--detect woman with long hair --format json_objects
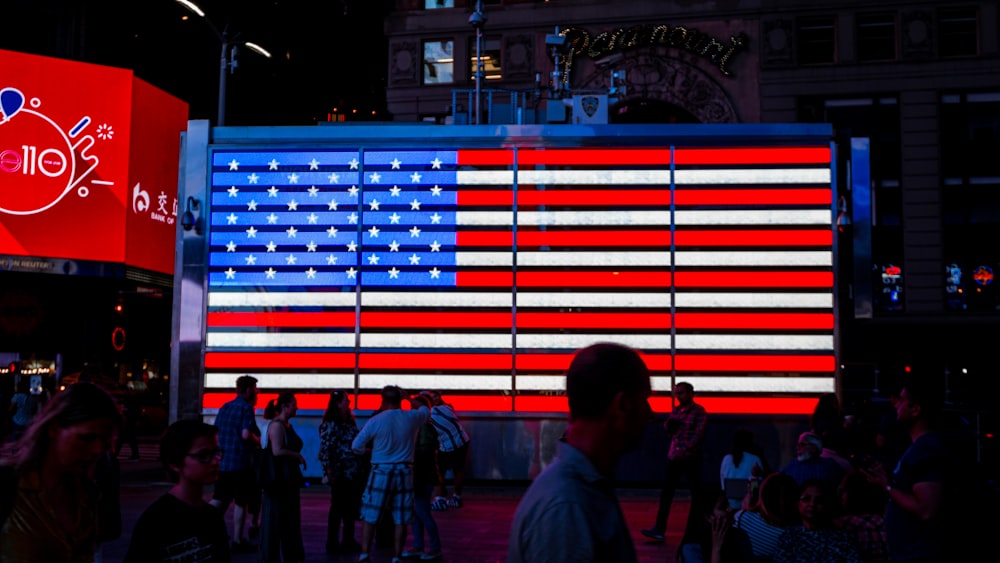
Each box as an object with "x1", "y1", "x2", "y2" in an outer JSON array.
[
  {"x1": 719, "y1": 428, "x2": 766, "y2": 509},
  {"x1": 0, "y1": 381, "x2": 121, "y2": 562},
  {"x1": 318, "y1": 389, "x2": 362, "y2": 555},
  {"x1": 258, "y1": 392, "x2": 306, "y2": 563}
]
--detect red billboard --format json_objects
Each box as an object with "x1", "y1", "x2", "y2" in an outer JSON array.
[{"x1": 0, "y1": 49, "x2": 187, "y2": 275}]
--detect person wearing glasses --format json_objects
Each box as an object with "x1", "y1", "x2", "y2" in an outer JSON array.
[{"x1": 124, "y1": 420, "x2": 230, "y2": 562}]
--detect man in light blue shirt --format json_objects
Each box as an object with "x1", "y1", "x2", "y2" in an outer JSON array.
[{"x1": 508, "y1": 342, "x2": 653, "y2": 563}]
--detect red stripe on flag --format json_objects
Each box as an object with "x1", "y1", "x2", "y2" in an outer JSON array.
[
  {"x1": 205, "y1": 352, "x2": 356, "y2": 369},
  {"x1": 516, "y1": 148, "x2": 672, "y2": 166},
  {"x1": 515, "y1": 353, "x2": 673, "y2": 371},
  {"x1": 674, "y1": 271, "x2": 832, "y2": 288},
  {"x1": 674, "y1": 230, "x2": 831, "y2": 247},
  {"x1": 674, "y1": 147, "x2": 831, "y2": 165},
  {"x1": 455, "y1": 271, "x2": 671, "y2": 288},
  {"x1": 675, "y1": 189, "x2": 831, "y2": 206},
  {"x1": 359, "y1": 353, "x2": 512, "y2": 370},
  {"x1": 355, "y1": 394, "x2": 515, "y2": 412},
  {"x1": 456, "y1": 230, "x2": 671, "y2": 247},
  {"x1": 203, "y1": 393, "x2": 331, "y2": 411},
  {"x1": 674, "y1": 354, "x2": 835, "y2": 372},
  {"x1": 208, "y1": 312, "x2": 356, "y2": 328},
  {"x1": 455, "y1": 149, "x2": 514, "y2": 166},
  {"x1": 456, "y1": 189, "x2": 673, "y2": 206},
  {"x1": 674, "y1": 313, "x2": 834, "y2": 330},
  {"x1": 201, "y1": 393, "x2": 817, "y2": 415},
  {"x1": 516, "y1": 312, "x2": 671, "y2": 329},
  {"x1": 511, "y1": 396, "x2": 819, "y2": 415}
]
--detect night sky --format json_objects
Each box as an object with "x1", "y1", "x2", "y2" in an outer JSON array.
[{"x1": 1, "y1": 0, "x2": 393, "y2": 125}]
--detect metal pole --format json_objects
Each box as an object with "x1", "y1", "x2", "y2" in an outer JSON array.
[
  {"x1": 217, "y1": 31, "x2": 228, "y2": 126},
  {"x1": 472, "y1": 0, "x2": 485, "y2": 125}
]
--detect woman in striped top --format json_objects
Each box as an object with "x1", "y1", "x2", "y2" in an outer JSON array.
[{"x1": 732, "y1": 472, "x2": 800, "y2": 562}]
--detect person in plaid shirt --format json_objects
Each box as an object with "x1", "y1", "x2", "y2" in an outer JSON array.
[
  {"x1": 210, "y1": 374, "x2": 261, "y2": 553},
  {"x1": 642, "y1": 381, "x2": 708, "y2": 541}
]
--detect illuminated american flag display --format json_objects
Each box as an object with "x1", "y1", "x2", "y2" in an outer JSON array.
[{"x1": 202, "y1": 141, "x2": 836, "y2": 414}]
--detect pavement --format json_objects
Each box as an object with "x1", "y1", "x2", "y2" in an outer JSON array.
[{"x1": 105, "y1": 446, "x2": 692, "y2": 563}]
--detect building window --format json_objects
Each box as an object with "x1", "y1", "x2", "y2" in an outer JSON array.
[
  {"x1": 797, "y1": 15, "x2": 836, "y2": 64},
  {"x1": 938, "y1": 7, "x2": 979, "y2": 57},
  {"x1": 469, "y1": 36, "x2": 502, "y2": 83},
  {"x1": 424, "y1": 0, "x2": 454, "y2": 8},
  {"x1": 423, "y1": 40, "x2": 454, "y2": 84},
  {"x1": 857, "y1": 13, "x2": 897, "y2": 61},
  {"x1": 940, "y1": 92, "x2": 1000, "y2": 311}
]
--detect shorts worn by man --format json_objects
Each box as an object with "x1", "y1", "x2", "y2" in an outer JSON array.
[
  {"x1": 211, "y1": 374, "x2": 261, "y2": 551},
  {"x1": 352, "y1": 386, "x2": 431, "y2": 563},
  {"x1": 508, "y1": 342, "x2": 653, "y2": 563}
]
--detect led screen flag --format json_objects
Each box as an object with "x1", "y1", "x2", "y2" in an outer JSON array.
[
  {"x1": 669, "y1": 147, "x2": 836, "y2": 395},
  {"x1": 202, "y1": 143, "x2": 837, "y2": 413}
]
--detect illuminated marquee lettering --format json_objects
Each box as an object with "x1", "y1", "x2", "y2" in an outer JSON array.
[{"x1": 558, "y1": 24, "x2": 749, "y2": 81}]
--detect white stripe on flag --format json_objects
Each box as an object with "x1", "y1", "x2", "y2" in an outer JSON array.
[
  {"x1": 205, "y1": 372, "x2": 355, "y2": 389},
  {"x1": 675, "y1": 334, "x2": 833, "y2": 351},
  {"x1": 515, "y1": 170, "x2": 673, "y2": 185},
  {"x1": 650, "y1": 376, "x2": 836, "y2": 393},
  {"x1": 512, "y1": 251, "x2": 672, "y2": 267},
  {"x1": 206, "y1": 290, "x2": 829, "y2": 310},
  {"x1": 515, "y1": 334, "x2": 672, "y2": 349},
  {"x1": 673, "y1": 292, "x2": 832, "y2": 308},
  {"x1": 453, "y1": 170, "x2": 515, "y2": 185},
  {"x1": 360, "y1": 333, "x2": 513, "y2": 348},
  {"x1": 674, "y1": 209, "x2": 831, "y2": 225},
  {"x1": 363, "y1": 292, "x2": 513, "y2": 307},
  {"x1": 453, "y1": 210, "x2": 831, "y2": 227},
  {"x1": 514, "y1": 375, "x2": 565, "y2": 391},
  {"x1": 517, "y1": 292, "x2": 671, "y2": 308},
  {"x1": 206, "y1": 332, "x2": 357, "y2": 348},
  {"x1": 476, "y1": 210, "x2": 667, "y2": 226},
  {"x1": 674, "y1": 168, "x2": 831, "y2": 185},
  {"x1": 209, "y1": 292, "x2": 358, "y2": 308},
  {"x1": 674, "y1": 251, "x2": 832, "y2": 267},
  {"x1": 358, "y1": 374, "x2": 512, "y2": 390}
]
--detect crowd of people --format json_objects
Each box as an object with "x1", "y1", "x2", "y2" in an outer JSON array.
[{"x1": 1, "y1": 344, "x2": 996, "y2": 563}]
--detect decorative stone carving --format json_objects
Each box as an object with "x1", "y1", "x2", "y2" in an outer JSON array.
[
  {"x1": 390, "y1": 41, "x2": 418, "y2": 85},
  {"x1": 580, "y1": 51, "x2": 738, "y2": 124},
  {"x1": 504, "y1": 35, "x2": 534, "y2": 80},
  {"x1": 902, "y1": 11, "x2": 932, "y2": 59},
  {"x1": 762, "y1": 18, "x2": 793, "y2": 67}
]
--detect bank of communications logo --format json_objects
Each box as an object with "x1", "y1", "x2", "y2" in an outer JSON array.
[{"x1": 0, "y1": 86, "x2": 107, "y2": 216}]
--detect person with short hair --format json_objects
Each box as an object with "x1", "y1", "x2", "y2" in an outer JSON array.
[
  {"x1": 508, "y1": 342, "x2": 653, "y2": 563},
  {"x1": 421, "y1": 390, "x2": 471, "y2": 511},
  {"x1": 781, "y1": 431, "x2": 846, "y2": 490},
  {"x1": 124, "y1": 420, "x2": 230, "y2": 562},
  {"x1": 210, "y1": 375, "x2": 261, "y2": 553},
  {"x1": 643, "y1": 381, "x2": 708, "y2": 542},
  {"x1": 352, "y1": 385, "x2": 431, "y2": 563}
]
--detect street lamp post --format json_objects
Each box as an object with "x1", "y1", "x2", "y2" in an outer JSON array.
[{"x1": 175, "y1": 0, "x2": 271, "y2": 126}]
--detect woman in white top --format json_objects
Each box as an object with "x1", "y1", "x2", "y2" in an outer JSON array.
[{"x1": 719, "y1": 428, "x2": 765, "y2": 509}]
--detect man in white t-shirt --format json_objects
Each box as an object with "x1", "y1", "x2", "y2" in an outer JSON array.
[{"x1": 352, "y1": 385, "x2": 430, "y2": 563}]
